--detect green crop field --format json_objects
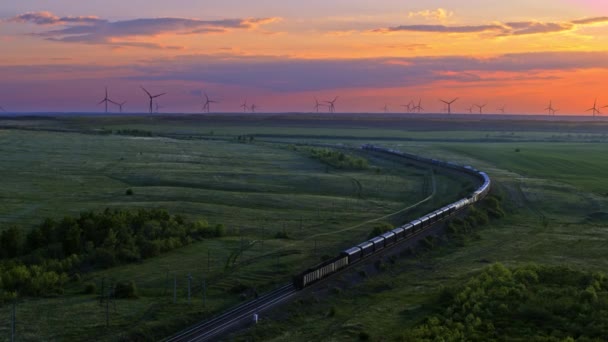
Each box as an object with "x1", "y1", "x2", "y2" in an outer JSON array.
[{"x1": 1, "y1": 115, "x2": 607, "y2": 341}]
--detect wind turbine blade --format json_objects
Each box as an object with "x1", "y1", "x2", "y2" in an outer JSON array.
[
  {"x1": 153, "y1": 93, "x2": 167, "y2": 98},
  {"x1": 98, "y1": 99, "x2": 106, "y2": 105},
  {"x1": 140, "y1": 86, "x2": 152, "y2": 97}
]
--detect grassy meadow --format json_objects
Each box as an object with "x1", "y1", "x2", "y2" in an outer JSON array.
[
  {"x1": 0, "y1": 114, "x2": 607, "y2": 341},
  {"x1": 0, "y1": 121, "x2": 469, "y2": 341},
  {"x1": 232, "y1": 135, "x2": 608, "y2": 341}
]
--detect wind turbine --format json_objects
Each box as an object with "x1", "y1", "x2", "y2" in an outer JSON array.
[
  {"x1": 475, "y1": 103, "x2": 487, "y2": 114},
  {"x1": 240, "y1": 98, "x2": 249, "y2": 113},
  {"x1": 98, "y1": 87, "x2": 114, "y2": 113},
  {"x1": 413, "y1": 98, "x2": 424, "y2": 113},
  {"x1": 545, "y1": 101, "x2": 557, "y2": 115},
  {"x1": 400, "y1": 104, "x2": 411, "y2": 113},
  {"x1": 587, "y1": 98, "x2": 601, "y2": 116},
  {"x1": 202, "y1": 92, "x2": 219, "y2": 113},
  {"x1": 325, "y1": 96, "x2": 338, "y2": 113},
  {"x1": 382, "y1": 104, "x2": 389, "y2": 113},
  {"x1": 110, "y1": 100, "x2": 127, "y2": 113},
  {"x1": 467, "y1": 105, "x2": 474, "y2": 114},
  {"x1": 250, "y1": 104, "x2": 258, "y2": 113},
  {"x1": 497, "y1": 106, "x2": 506, "y2": 114},
  {"x1": 141, "y1": 86, "x2": 166, "y2": 114},
  {"x1": 155, "y1": 103, "x2": 164, "y2": 113},
  {"x1": 313, "y1": 97, "x2": 325, "y2": 113},
  {"x1": 439, "y1": 98, "x2": 459, "y2": 114}
]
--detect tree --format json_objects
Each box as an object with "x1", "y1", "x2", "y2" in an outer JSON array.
[{"x1": 0, "y1": 227, "x2": 23, "y2": 258}]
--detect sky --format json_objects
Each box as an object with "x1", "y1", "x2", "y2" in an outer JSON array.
[{"x1": 1, "y1": 0, "x2": 608, "y2": 114}]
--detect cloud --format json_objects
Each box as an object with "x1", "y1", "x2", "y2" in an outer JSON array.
[
  {"x1": 375, "y1": 24, "x2": 503, "y2": 34},
  {"x1": 374, "y1": 16, "x2": 608, "y2": 37},
  {"x1": 408, "y1": 8, "x2": 454, "y2": 21},
  {"x1": 571, "y1": 16, "x2": 608, "y2": 25},
  {"x1": 7, "y1": 12, "x2": 280, "y2": 49},
  {"x1": 8, "y1": 11, "x2": 105, "y2": 25},
  {"x1": 117, "y1": 51, "x2": 608, "y2": 92}
]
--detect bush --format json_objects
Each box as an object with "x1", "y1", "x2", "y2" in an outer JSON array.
[
  {"x1": 114, "y1": 281, "x2": 138, "y2": 299},
  {"x1": 274, "y1": 230, "x2": 289, "y2": 239},
  {"x1": 367, "y1": 222, "x2": 393, "y2": 239},
  {"x1": 125, "y1": 188, "x2": 134, "y2": 196},
  {"x1": 83, "y1": 282, "x2": 97, "y2": 294}
]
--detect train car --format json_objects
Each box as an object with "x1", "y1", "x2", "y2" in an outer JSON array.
[
  {"x1": 369, "y1": 236, "x2": 386, "y2": 252},
  {"x1": 293, "y1": 253, "x2": 350, "y2": 289},
  {"x1": 357, "y1": 241, "x2": 374, "y2": 257},
  {"x1": 392, "y1": 226, "x2": 406, "y2": 240},
  {"x1": 342, "y1": 246, "x2": 362, "y2": 263},
  {"x1": 381, "y1": 231, "x2": 396, "y2": 246},
  {"x1": 410, "y1": 219, "x2": 422, "y2": 233}
]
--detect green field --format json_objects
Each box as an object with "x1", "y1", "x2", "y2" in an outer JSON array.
[
  {"x1": 0, "y1": 122, "x2": 471, "y2": 341},
  {"x1": 230, "y1": 137, "x2": 608, "y2": 341},
  {"x1": 1, "y1": 115, "x2": 607, "y2": 341}
]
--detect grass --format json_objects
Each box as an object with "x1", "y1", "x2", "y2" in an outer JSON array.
[
  {"x1": 0, "y1": 125, "x2": 470, "y2": 341},
  {"x1": 3, "y1": 114, "x2": 607, "y2": 341},
  {"x1": 231, "y1": 136, "x2": 608, "y2": 341}
]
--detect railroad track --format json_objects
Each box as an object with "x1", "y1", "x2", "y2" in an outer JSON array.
[{"x1": 163, "y1": 284, "x2": 296, "y2": 342}]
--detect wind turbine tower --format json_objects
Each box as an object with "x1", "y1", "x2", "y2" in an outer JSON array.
[
  {"x1": 439, "y1": 98, "x2": 459, "y2": 114},
  {"x1": 141, "y1": 86, "x2": 166, "y2": 114},
  {"x1": 202, "y1": 93, "x2": 218, "y2": 113},
  {"x1": 240, "y1": 99, "x2": 249, "y2": 113},
  {"x1": 475, "y1": 103, "x2": 487, "y2": 114},
  {"x1": 545, "y1": 101, "x2": 557, "y2": 115},
  {"x1": 413, "y1": 99, "x2": 424, "y2": 113},
  {"x1": 325, "y1": 97, "x2": 338, "y2": 113},
  {"x1": 314, "y1": 97, "x2": 325, "y2": 113},
  {"x1": 586, "y1": 98, "x2": 601, "y2": 117},
  {"x1": 98, "y1": 87, "x2": 114, "y2": 113}
]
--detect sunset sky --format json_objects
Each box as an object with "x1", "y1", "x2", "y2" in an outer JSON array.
[{"x1": 1, "y1": 0, "x2": 608, "y2": 114}]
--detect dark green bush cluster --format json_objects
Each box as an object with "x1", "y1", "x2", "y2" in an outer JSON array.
[
  {"x1": 402, "y1": 263, "x2": 608, "y2": 341},
  {"x1": 447, "y1": 196, "x2": 503, "y2": 236},
  {"x1": 0, "y1": 208, "x2": 223, "y2": 298},
  {"x1": 0, "y1": 263, "x2": 68, "y2": 300},
  {"x1": 114, "y1": 281, "x2": 138, "y2": 299},
  {"x1": 235, "y1": 135, "x2": 254, "y2": 143},
  {"x1": 115, "y1": 129, "x2": 153, "y2": 137},
  {"x1": 367, "y1": 222, "x2": 393, "y2": 239},
  {"x1": 295, "y1": 147, "x2": 369, "y2": 170}
]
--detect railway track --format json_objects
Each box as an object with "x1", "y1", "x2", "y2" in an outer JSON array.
[{"x1": 164, "y1": 284, "x2": 296, "y2": 342}]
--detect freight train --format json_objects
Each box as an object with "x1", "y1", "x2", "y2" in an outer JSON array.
[{"x1": 293, "y1": 145, "x2": 491, "y2": 289}]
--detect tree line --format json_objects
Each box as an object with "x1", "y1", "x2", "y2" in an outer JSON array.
[
  {"x1": 290, "y1": 146, "x2": 369, "y2": 170},
  {"x1": 402, "y1": 263, "x2": 608, "y2": 341},
  {"x1": 0, "y1": 208, "x2": 223, "y2": 301}
]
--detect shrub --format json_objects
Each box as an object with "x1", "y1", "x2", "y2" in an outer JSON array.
[
  {"x1": 114, "y1": 281, "x2": 138, "y2": 299},
  {"x1": 125, "y1": 188, "x2": 134, "y2": 196},
  {"x1": 83, "y1": 282, "x2": 97, "y2": 294}
]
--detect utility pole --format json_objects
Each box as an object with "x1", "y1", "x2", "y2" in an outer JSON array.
[
  {"x1": 105, "y1": 284, "x2": 110, "y2": 328},
  {"x1": 100, "y1": 278, "x2": 105, "y2": 306},
  {"x1": 11, "y1": 299, "x2": 15, "y2": 342},
  {"x1": 187, "y1": 274, "x2": 192, "y2": 304},
  {"x1": 173, "y1": 275, "x2": 177, "y2": 304},
  {"x1": 202, "y1": 277, "x2": 207, "y2": 308}
]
